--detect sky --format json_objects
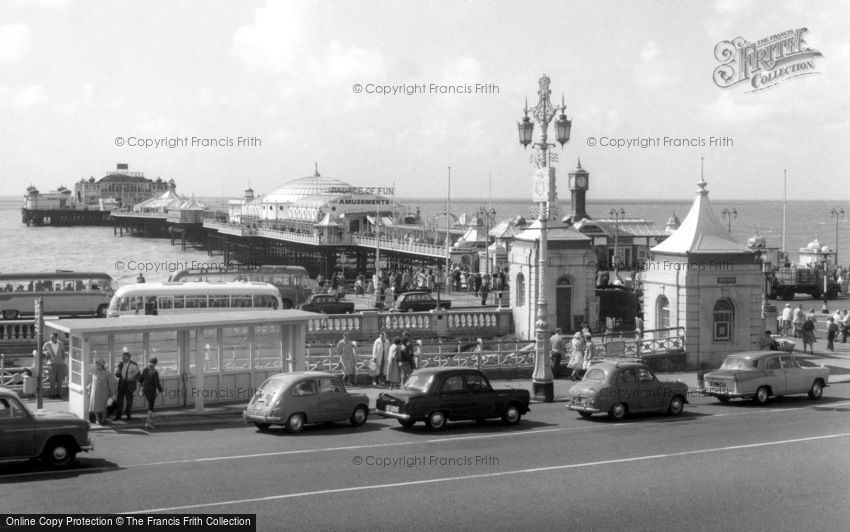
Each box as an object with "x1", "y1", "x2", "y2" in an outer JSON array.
[{"x1": 1, "y1": 0, "x2": 848, "y2": 201}]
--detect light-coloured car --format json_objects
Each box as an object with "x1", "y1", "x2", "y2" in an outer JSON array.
[
  {"x1": 703, "y1": 351, "x2": 829, "y2": 404},
  {"x1": 0, "y1": 387, "x2": 93, "y2": 467},
  {"x1": 243, "y1": 372, "x2": 369, "y2": 433}
]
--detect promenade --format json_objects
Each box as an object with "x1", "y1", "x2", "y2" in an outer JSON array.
[{"x1": 20, "y1": 328, "x2": 850, "y2": 431}]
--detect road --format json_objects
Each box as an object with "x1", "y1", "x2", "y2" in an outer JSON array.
[{"x1": 3, "y1": 385, "x2": 850, "y2": 531}]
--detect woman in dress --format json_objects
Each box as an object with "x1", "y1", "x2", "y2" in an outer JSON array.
[
  {"x1": 568, "y1": 332, "x2": 585, "y2": 381},
  {"x1": 88, "y1": 359, "x2": 115, "y2": 425},
  {"x1": 385, "y1": 336, "x2": 402, "y2": 389}
]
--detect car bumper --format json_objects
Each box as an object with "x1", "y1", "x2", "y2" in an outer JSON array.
[
  {"x1": 242, "y1": 410, "x2": 284, "y2": 423},
  {"x1": 80, "y1": 443, "x2": 94, "y2": 453},
  {"x1": 567, "y1": 404, "x2": 602, "y2": 414},
  {"x1": 375, "y1": 409, "x2": 412, "y2": 420},
  {"x1": 701, "y1": 389, "x2": 750, "y2": 399}
]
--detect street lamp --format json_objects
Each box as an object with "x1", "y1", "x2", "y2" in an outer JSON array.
[
  {"x1": 477, "y1": 207, "x2": 496, "y2": 276},
  {"x1": 830, "y1": 208, "x2": 845, "y2": 266},
  {"x1": 721, "y1": 208, "x2": 737, "y2": 234},
  {"x1": 609, "y1": 208, "x2": 625, "y2": 270},
  {"x1": 373, "y1": 209, "x2": 383, "y2": 308},
  {"x1": 517, "y1": 74, "x2": 571, "y2": 403}
]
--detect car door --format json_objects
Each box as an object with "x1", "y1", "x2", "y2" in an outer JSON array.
[
  {"x1": 636, "y1": 366, "x2": 667, "y2": 411},
  {"x1": 319, "y1": 377, "x2": 351, "y2": 421},
  {"x1": 287, "y1": 379, "x2": 320, "y2": 422},
  {"x1": 0, "y1": 397, "x2": 35, "y2": 459},
  {"x1": 437, "y1": 374, "x2": 471, "y2": 419},
  {"x1": 615, "y1": 367, "x2": 639, "y2": 410},
  {"x1": 780, "y1": 356, "x2": 809, "y2": 394},
  {"x1": 762, "y1": 356, "x2": 785, "y2": 395},
  {"x1": 465, "y1": 372, "x2": 498, "y2": 419}
]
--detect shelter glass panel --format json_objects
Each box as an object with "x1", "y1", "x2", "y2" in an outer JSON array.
[
  {"x1": 69, "y1": 336, "x2": 83, "y2": 386},
  {"x1": 222, "y1": 326, "x2": 250, "y2": 372},
  {"x1": 189, "y1": 328, "x2": 220, "y2": 373},
  {"x1": 149, "y1": 331, "x2": 179, "y2": 376},
  {"x1": 112, "y1": 333, "x2": 144, "y2": 371},
  {"x1": 254, "y1": 324, "x2": 282, "y2": 370}
]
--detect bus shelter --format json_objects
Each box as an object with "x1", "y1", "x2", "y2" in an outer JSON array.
[{"x1": 46, "y1": 310, "x2": 311, "y2": 420}]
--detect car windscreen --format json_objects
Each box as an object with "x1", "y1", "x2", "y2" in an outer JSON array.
[
  {"x1": 720, "y1": 357, "x2": 759, "y2": 370},
  {"x1": 253, "y1": 378, "x2": 289, "y2": 403},
  {"x1": 404, "y1": 373, "x2": 434, "y2": 392},
  {"x1": 584, "y1": 368, "x2": 606, "y2": 381}
]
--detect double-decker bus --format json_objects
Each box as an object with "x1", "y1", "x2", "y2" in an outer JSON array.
[
  {"x1": 0, "y1": 272, "x2": 114, "y2": 319},
  {"x1": 107, "y1": 282, "x2": 283, "y2": 317},
  {"x1": 169, "y1": 266, "x2": 314, "y2": 309}
]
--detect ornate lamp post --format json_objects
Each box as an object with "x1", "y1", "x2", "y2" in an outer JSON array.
[
  {"x1": 517, "y1": 74, "x2": 571, "y2": 403},
  {"x1": 609, "y1": 208, "x2": 625, "y2": 269},
  {"x1": 477, "y1": 207, "x2": 496, "y2": 275},
  {"x1": 721, "y1": 208, "x2": 737, "y2": 234},
  {"x1": 830, "y1": 208, "x2": 845, "y2": 266}
]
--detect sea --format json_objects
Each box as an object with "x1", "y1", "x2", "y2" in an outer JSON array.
[{"x1": 1, "y1": 195, "x2": 846, "y2": 285}]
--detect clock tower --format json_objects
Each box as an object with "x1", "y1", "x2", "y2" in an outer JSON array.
[{"x1": 567, "y1": 158, "x2": 590, "y2": 222}]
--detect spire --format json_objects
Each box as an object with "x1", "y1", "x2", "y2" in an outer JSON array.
[
  {"x1": 576, "y1": 157, "x2": 582, "y2": 169},
  {"x1": 314, "y1": 162, "x2": 320, "y2": 177}
]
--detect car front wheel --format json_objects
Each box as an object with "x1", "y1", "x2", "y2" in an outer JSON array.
[
  {"x1": 808, "y1": 380, "x2": 824, "y2": 400},
  {"x1": 426, "y1": 411, "x2": 447, "y2": 431},
  {"x1": 350, "y1": 405, "x2": 368, "y2": 426},
  {"x1": 501, "y1": 404, "x2": 522, "y2": 425},
  {"x1": 287, "y1": 413, "x2": 306, "y2": 433},
  {"x1": 667, "y1": 395, "x2": 685, "y2": 416},
  {"x1": 608, "y1": 402, "x2": 627, "y2": 421},
  {"x1": 42, "y1": 439, "x2": 77, "y2": 468},
  {"x1": 753, "y1": 386, "x2": 770, "y2": 405}
]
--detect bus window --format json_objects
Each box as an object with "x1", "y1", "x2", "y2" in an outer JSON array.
[
  {"x1": 145, "y1": 297, "x2": 158, "y2": 315},
  {"x1": 209, "y1": 295, "x2": 229, "y2": 308},
  {"x1": 75, "y1": 280, "x2": 85, "y2": 291},
  {"x1": 254, "y1": 295, "x2": 278, "y2": 309},
  {"x1": 186, "y1": 296, "x2": 207, "y2": 309},
  {"x1": 173, "y1": 296, "x2": 185, "y2": 309},
  {"x1": 232, "y1": 295, "x2": 252, "y2": 308},
  {"x1": 158, "y1": 297, "x2": 173, "y2": 310}
]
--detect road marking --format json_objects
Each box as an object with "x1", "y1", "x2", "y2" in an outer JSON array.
[{"x1": 127, "y1": 430, "x2": 850, "y2": 514}]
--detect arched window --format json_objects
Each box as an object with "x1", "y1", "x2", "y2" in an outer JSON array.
[
  {"x1": 656, "y1": 295, "x2": 670, "y2": 330},
  {"x1": 516, "y1": 273, "x2": 525, "y2": 307},
  {"x1": 713, "y1": 299, "x2": 734, "y2": 342}
]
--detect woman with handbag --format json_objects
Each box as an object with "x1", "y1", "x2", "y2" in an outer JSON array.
[{"x1": 87, "y1": 359, "x2": 115, "y2": 425}]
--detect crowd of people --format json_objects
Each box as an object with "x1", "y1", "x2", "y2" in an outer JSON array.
[
  {"x1": 549, "y1": 325, "x2": 595, "y2": 380},
  {"x1": 777, "y1": 302, "x2": 850, "y2": 353},
  {"x1": 336, "y1": 329, "x2": 419, "y2": 388}
]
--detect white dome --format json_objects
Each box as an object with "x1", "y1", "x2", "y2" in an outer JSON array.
[
  {"x1": 807, "y1": 237, "x2": 821, "y2": 250},
  {"x1": 263, "y1": 171, "x2": 352, "y2": 204}
]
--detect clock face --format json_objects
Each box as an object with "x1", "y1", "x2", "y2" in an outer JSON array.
[{"x1": 577, "y1": 175, "x2": 588, "y2": 188}]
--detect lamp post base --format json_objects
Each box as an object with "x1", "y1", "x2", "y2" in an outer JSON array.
[{"x1": 532, "y1": 381, "x2": 554, "y2": 403}]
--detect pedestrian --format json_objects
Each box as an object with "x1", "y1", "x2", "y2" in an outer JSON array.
[
  {"x1": 87, "y1": 359, "x2": 115, "y2": 425},
  {"x1": 634, "y1": 314, "x2": 644, "y2": 339},
  {"x1": 568, "y1": 332, "x2": 585, "y2": 381},
  {"x1": 759, "y1": 330, "x2": 779, "y2": 351},
  {"x1": 480, "y1": 277, "x2": 490, "y2": 305},
  {"x1": 113, "y1": 347, "x2": 140, "y2": 421},
  {"x1": 801, "y1": 316, "x2": 817, "y2": 354},
  {"x1": 139, "y1": 357, "x2": 163, "y2": 429},
  {"x1": 337, "y1": 332, "x2": 357, "y2": 386},
  {"x1": 780, "y1": 303, "x2": 793, "y2": 336},
  {"x1": 792, "y1": 304, "x2": 804, "y2": 338},
  {"x1": 371, "y1": 332, "x2": 389, "y2": 386},
  {"x1": 386, "y1": 337, "x2": 402, "y2": 389},
  {"x1": 841, "y1": 310, "x2": 850, "y2": 343},
  {"x1": 42, "y1": 332, "x2": 66, "y2": 398},
  {"x1": 549, "y1": 328, "x2": 567, "y2": 379},
  {"x1": 399, "y1": 335, "x2": 416, "y2": 384},
  {"x1": 826, "y1": 317, "x2": 839, "y2": 352},
  {"x1": 136, "y1": 273, "x2": 146, "y2": 283}
]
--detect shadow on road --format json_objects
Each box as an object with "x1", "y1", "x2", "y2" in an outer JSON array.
[{"x1": 0, "y1": 457, "x2": 120, "y2": 482}]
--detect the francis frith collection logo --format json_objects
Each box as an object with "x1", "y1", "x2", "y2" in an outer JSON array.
[{"x1": 713, "y1": 28, "x2": 822, "y2": 92}]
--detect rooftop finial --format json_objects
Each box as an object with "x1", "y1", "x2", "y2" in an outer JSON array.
[
  {"x1": 314, "y1": 162, "x2": 320, "y2": 177},
  {"x1": 576, "y1": 157, "x2": 582, "y2": 169},
  {"x1": 697, "y1": 157, "x2": 707, "y2": 193}
]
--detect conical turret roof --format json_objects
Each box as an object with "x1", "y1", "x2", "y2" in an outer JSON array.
[{"x1": 651, "y1": 179, "x2": 750, "y2": 254}]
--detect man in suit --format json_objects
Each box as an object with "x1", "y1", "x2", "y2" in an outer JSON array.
[{"x1": 113, "y1": 347, "x2": 140, "y2": 421}]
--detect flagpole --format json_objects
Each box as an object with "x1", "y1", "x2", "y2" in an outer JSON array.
[{"x1": 782, "y1": 169, "x2": 787, "y2": 255}]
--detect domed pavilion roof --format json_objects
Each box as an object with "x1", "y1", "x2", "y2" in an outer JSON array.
[{"x1": 263, "y1": 165, "x2": 353, "y2": 204}]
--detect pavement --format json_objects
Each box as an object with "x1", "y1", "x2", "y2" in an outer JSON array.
[{"x1": 19, "y1": 330, "x2": 850, "y2": 432}]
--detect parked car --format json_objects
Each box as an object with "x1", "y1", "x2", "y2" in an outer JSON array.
[
  {"x1": 375, "y1": 368, "x2": 530, "y2": 430},
  {"x1": 703, "y1": 351, "x2": 829, "y2": 404},
  {"x1": 567, "y1": 360, "x2": 689, "y2": 421},
  {"x1": 390, "y1": 291, "x2": 451, "y2": 312},
  {"x1": 0, "y1": 387, "x2": 93, "y2": 467},
  {"x1": 298, "y1": 294, "x2": 355, "y2": 314},
  {"x1": 242, "y1": 372, "x2": 369, "y2": 433}
]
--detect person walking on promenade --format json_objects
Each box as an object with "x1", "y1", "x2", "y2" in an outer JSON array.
[
  {"x1": 801, "y1": 316, "x2": 817, "y2": 354},
  {"x1": 549, "y1": 328, "x2": 567, "y2": 379},
  {"x1": 480, "y1": 277, "x2": 490, "y2": 305},
  {"x1": 780, "y1": 304, "x2": 793, "y2": 336},
  {"x1": 371, "y1": 332, "x2": 389, "y2": 387},
  {"x1": 139, "y1": 357, "x2": 163, "y2": 429},
  {"x1": 792, "y1": 304, "x2": 805, "y2": 338},
  {"x1": 842, "y1": 310, "x2": 850, "y2": 343},
  {"x1": 113, "y1": 348, "x2": 140, "y2": 421},
  {"x1": 42, "y1": 332, "x2": 66, "y2": 398},
  {"x1": 826, "y1": 317, "x2": 839, "y2": 352},
  {"x1": 386, "y1": 337, "x2": 402, "y2": 389},
  {"x1": 399, "y1": 334, "x2": 416, "y2": 384},
  {"x1": 568, "y1": 332, "x2": 585, "y2": 381},
  {"x1": 337, "y1": 332, "x2": 357, "y2": 386},
  {"x1": 87, "y1": 360, "x2": 115, "y2": 425}
]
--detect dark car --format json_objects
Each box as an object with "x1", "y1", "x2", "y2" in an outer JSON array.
[
  {"x1": 299, "y1": 294, "x2": 355, "y2": 314},
  {"x1": 375, "y1": 368, "x2": 530, "y2": 430},
  {"x1": 390, "y1": 291, "x2": 451, "y2": 312},
  {"x1": 0, "y1": 387, "x2": 93, "y2": 467},
  {"x1": 567, "y1": 360, "x2": 689, "y2": 421},
  {"x1": 243, "y1": 372, "x2": 370, "y2": 433}
]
